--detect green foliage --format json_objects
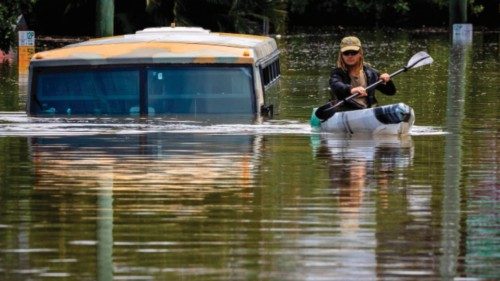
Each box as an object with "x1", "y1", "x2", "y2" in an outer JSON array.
[
  {"x1": 288, "y1": 0, "x2": 309, "y2": 14},
  {"x1": 306, "y1": 0, "x2": 482, "y2": 16},
  {"x1": 0, "y1": 3, "x2": 18, "y2": 52},
  {"x1": 467, "y1": 0, "x2": 484, "y2": 15},
  {"x1": 144, "y1": 0, "x2": 287, "y2": 34},
  {"x1": 431, "y1": 0, "x2": 483, "y2": 14},
  {"x1": 344, "y1": 0, "x2": 410, "y2": 15},
  {"x1": 224, "y1": 0, "x2": 288, "y2": 34},
  {"x1": 0, "y1": 0, "x2": 492, "y2": 47},
  {"x1": 0, "y1": 0, "x2": 36, "y2": 53},
  {"x1": 393, "y1": 0, "x2": 411, "y2": 13}
]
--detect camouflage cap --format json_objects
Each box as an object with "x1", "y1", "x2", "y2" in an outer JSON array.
[{"x1": 340, "y1": 36, "x2": 362, "y2": 52}]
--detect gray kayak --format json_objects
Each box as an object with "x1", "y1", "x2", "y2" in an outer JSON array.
[{"x1": 310, "y1": 103, "x2": 415, "y2": 135}]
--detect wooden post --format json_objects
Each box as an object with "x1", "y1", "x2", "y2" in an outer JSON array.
[
  {"x1": 263, "y1": 18, "x2": 269, "y2": 35},
  {"x1": 449, "y1": 0, "x2": 467, "y2": 26},
  {"x1": 96, "y1": 0, "x2": 114, "y2": 37}
]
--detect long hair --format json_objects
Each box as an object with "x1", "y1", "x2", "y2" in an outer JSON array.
[{"x1": 336, "y1": 48, "x2": 365, "y2": 73}]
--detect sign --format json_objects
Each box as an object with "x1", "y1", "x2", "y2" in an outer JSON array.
[
  {"x1": 18, "y1": 31, "x2": 35, "y2": 74},
  {"x1": 19, "y1": 31, "x2": 35, "y2": 46},
  {"x1": 452, "y1": 24, "x2": 473, "y2": 44}
]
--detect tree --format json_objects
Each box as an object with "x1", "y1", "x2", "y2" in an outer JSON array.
[
  {"x1": 344, "y1": 0, "x2": 410, "y2": 25},
  {"x1": 145, "y1": 0, "x2": 287, "y2": 34},
  {"x1": 0, "y1": 0, "x2": 36, "y2": 53}
]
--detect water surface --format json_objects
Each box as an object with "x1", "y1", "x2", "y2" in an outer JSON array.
[{"x1": 0, "y1": 29, "x2": 498, "y2": 280}]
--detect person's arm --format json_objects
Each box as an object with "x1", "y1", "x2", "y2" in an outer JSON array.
[
  {"x1": 375, "y1": 72, "x2": 396, "y2": 95},
  {"x1": 329, "y1": 69, "x2": 352, "y2": 100}
]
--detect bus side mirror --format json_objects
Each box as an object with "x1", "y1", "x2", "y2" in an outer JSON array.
[{"x1": 260, "y1": 104, "x2": 274, "y2": 117}]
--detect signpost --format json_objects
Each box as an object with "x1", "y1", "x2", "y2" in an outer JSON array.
[
  {"x1": 18, "y1": 30, "x2": 35, "y2": 100},
  {"x1": 18, "y1": 30, "x2": 35, "y2": 75},
  {"x1": 452, "y1": 24, "x2": 473, "y2": 44}
]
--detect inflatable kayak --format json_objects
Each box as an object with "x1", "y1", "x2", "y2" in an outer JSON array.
[{"x1": 310, "y1": 103, "x2": 415, "y2": 135}]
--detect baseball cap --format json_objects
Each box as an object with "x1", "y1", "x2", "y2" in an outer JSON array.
[{"x1": 340, "y1": 36, "x2": 362, "y2": 52}]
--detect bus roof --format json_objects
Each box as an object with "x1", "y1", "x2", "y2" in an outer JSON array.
[{"x1": 31, "y1": 27, "x2": 279, "y2": 67}]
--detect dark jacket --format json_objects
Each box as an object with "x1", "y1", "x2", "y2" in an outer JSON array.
[{"x1": 329, "y1": 65, "x2": 396, "y2": 110}]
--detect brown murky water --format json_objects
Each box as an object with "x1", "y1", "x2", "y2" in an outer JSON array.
[{"x1": 0, "y1": 30, "x2": 498, "y2": 280}]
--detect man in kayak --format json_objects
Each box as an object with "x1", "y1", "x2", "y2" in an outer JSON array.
[{"x1": 329, "y1": 36, "x2": 396, "y2": 111}]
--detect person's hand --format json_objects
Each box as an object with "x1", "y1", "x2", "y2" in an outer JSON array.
[
  {"x1": 380, "y1": 73, "x2": 390, "y2": 84},
  {"x1": 351, "y1": 86, "x2": 367, "y2": 96}
]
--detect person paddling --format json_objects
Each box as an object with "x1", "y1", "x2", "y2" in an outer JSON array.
[{"x1": 329, "y1": 36, "x2": 396, "y2": 111}]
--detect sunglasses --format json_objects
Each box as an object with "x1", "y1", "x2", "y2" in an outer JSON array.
[{"x1": 342, "y1": 50, "x2": 359, "y2": 56}]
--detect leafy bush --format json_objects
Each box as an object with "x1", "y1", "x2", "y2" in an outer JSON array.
[{"x1": 0, "y1": 1, "x2": 36, "y2": 53}]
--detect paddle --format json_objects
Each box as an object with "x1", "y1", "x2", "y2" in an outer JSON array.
[{"x1": 314, "y1": 51, "x2": 433, "y2": 121}]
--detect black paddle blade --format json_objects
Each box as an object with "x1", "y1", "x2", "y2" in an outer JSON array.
[{"x1": 314, "y1": 101, "x2": 336, "y2": 121}]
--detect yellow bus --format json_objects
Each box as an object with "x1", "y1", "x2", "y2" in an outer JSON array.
[{"x1": 27, "y1": 27, "x2": 280, "y2": 117}]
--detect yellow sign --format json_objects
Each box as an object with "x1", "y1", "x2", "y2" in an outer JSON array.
[
  {"x1": 18, "y1": 31, "x2": 35, "y2": 74},
  {"x1": 18, "y1": 46, "x2": 35, "y2": 74}
]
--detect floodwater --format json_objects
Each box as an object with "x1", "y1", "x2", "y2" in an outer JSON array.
[{"x1": 0, "y1": 30, "x2": 498, "y2": 280}]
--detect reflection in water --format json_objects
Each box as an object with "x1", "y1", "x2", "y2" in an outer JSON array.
[
  {"x1": 313, "y1": 133, "x2": 414, "y2": 211},
  {"x1": 32, "y1": 134, "x2": 257, "y2": 194},
  {"x1": 1, "y1": 30, "x2": 499, "y2": 280},
  {"x1": 440, "y1": 38, "x2": 470, "y2": 278},
  {"x1": 311, "y1": 134, "x2": 423, "y2": 279},
  {"x1": 313, "y1": 133, "x2": 414, "y2": 219},
  {"x1": 96, "y1": 166, "x2": 113, "y2": 281},
  {"x1": 28, "y1": 133, "x2": 260, "y2": 280}
]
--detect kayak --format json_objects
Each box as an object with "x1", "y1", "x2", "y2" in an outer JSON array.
[{"x1": 310, "y1": 103, "x2": 415, "y2": 135}]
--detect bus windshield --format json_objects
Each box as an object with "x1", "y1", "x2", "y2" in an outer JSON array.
[{"x1": 31, "y1": 65, "x2": 254, "y2": 116}]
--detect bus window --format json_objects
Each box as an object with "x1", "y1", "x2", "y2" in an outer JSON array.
[
  {"x1": 32, "y1": 68, "x2": 140, "y2": 115},
  {"x1": 147, "y1": 66, "x2": 254, "y2": 115}
]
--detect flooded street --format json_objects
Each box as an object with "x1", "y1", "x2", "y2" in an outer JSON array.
[{"x1": 1, "y1": 30, "x2": 498, "y2": 280}]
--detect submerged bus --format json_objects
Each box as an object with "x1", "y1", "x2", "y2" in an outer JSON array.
[{"x1": 27, "y1": 27, "x2": 281, "y2": 117}]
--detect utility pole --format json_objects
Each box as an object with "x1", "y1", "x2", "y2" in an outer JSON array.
[
  {"x1": 450, "y1": 0, "x2": 472, "y2": 44},
  {"x1": 449, "y1": 0, "x2": 467, "y2": 26},
  {"x1": 96, "y1": 0, "x2": 114, "y2": 37}
]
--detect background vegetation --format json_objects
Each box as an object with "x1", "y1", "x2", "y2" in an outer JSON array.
[{"x1": 0, "y1": 0, "x2": 498, "y2": 52}]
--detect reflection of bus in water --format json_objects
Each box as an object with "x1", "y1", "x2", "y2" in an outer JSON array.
[
  {"x1": 31, "y1": 134, "x2": 261, "y2": 202},
  {"x1": 28, "y1": 133, "x2": 262, "y2": 279},
  {"x1": 27, "y1": 27, "x2": 280, "y2": 117}
]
